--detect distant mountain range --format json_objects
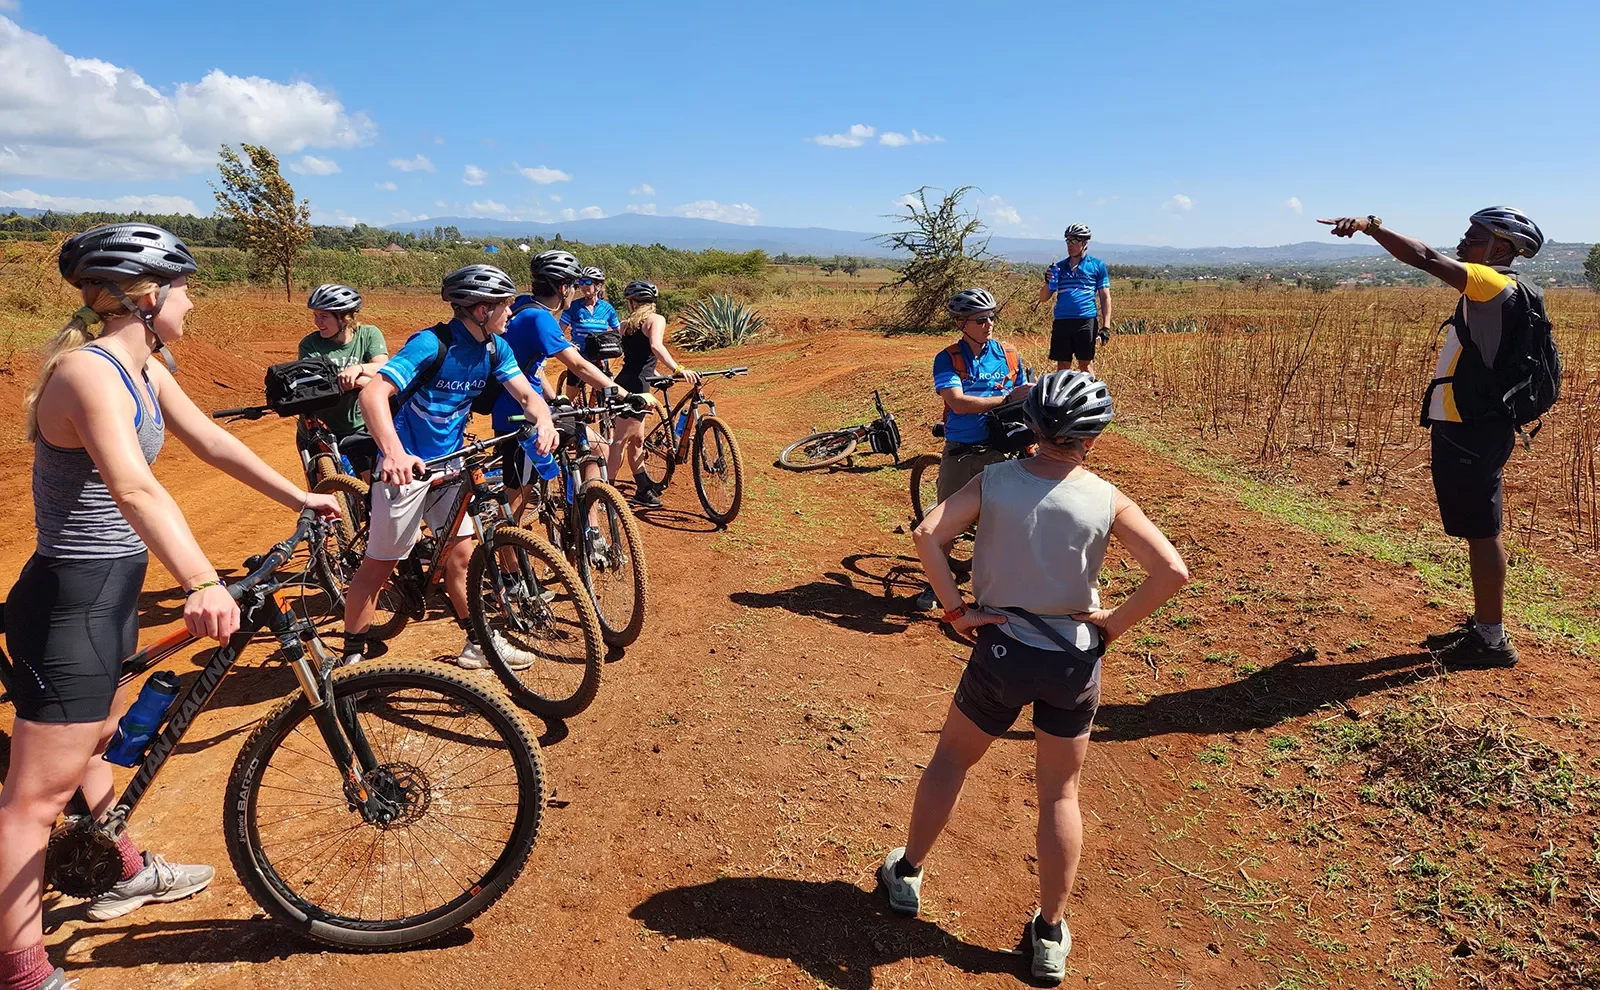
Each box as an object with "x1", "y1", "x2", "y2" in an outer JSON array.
[{"x1": 381, "y1": 213, "x2": 1396, "y2": 267}]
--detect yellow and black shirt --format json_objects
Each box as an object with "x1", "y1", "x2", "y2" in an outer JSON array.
[{"x1": 1428, "y1": 264, "x2": 1517, "y2": 424}]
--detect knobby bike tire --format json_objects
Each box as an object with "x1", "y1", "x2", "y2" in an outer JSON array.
[
  {"x1": 468, "y1": 526, "x2": 604, "y2": 719},
  {"x1": 907, "y1": 453, "x2": 973, "y2": 575},
  {"x1": 576, "y1": 481, "x2": 649, "y2": 648},
  {"x1": 692, "y1": 416, "x2": 745, "y2": 525},
  {"x1": 311, "y1": 454, "x2": 339, "y2": 490},
  {"x1": 639, "y1": 416, "x2": 678, "y2": 491},
  {"x1": 223, "y1": 658, "x2": 544, "y2": 951},
  {"x1": 778, "y1": 431, "x2": 857, "y2": 470},
  {"x1": 310, "y1": 474, "x2": 412, "y2": 640}
]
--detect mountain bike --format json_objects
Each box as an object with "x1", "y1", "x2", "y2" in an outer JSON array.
[
  {"x1": 0, "y1": 511, "x2": 546, "y2": 950},
  {"x1": 777, "y1": 390, "x2": 901, "y2": 470},
  {"x1": 213, "y1": 404, "x2": 374, "y2": 549},
  {"x1": 512, "y1": 397, "x2": 650, "y2": 648},
  {"x1": 638, "y1": 366, "x2": 749, "y2": 525},
  {"x1": 309, "y1": 430, "x2": 606, "y2": 719}
]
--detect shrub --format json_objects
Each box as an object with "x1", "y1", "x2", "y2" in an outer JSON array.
[{"x1": 674, "y1": 295, "x2": 766, "y2": 351}]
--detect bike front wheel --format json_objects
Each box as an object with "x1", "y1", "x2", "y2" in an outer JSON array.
[
  {"x1": 577, "y1": 481, "x2": 649, "y2": 647},
  {"x1": 224, "y1": 659, "x2": 544, "y2": 951},
  {"x1": 693, "y1": 416, "x2": 745, "y2": 525},
  {"x1": 468, "y1": 526, "x2": 604, "y2": 719},
  {"x1": 778, "y1": 431, "x2": 857, "y2": 470}
]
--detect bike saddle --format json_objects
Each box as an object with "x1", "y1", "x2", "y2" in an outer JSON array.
[{"x1": 338, "y1": 433, "x2": 377, "y2": 458}]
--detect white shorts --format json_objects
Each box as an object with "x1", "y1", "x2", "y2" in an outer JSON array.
[{"x1": 366, "y1": 463, "x2": 474, "y2": 561}]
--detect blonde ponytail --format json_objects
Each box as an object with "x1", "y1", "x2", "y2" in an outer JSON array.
[
  {"x1": 621, "y1": 301, "x2": 657, "y2": 335},
  {"x1": 25, "y1": 277, "x2": 160, "y2": 441}
]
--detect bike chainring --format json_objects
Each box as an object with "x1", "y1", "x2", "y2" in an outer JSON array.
[
  {"x1": 362, "y1": 762, "x2": 432, "y2": 829},
  {"x1": 46, "y1": 816, "x2": 125, "y2": 898}
]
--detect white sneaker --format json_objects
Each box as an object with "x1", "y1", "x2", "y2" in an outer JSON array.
[
  {"x1": 456, "y1": 640, "x2": 489, "y2": 670},
  {"x1": 490, "y1": 631, "x2": 536, "y2": 671},
  {"x1": 85, "y1": 852, "x2": 214, "y2": 921},
  {"x1": 1028, "y1": 909, "x2": 1071, "y2": 983}
]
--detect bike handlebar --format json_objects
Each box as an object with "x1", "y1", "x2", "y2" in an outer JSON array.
[
  {"x1": 417, "y1": 429, "x2": 526, "y2": 474},
  {"x1": 230, "y1": 508, "x2": 320, "y2": 600},
  {"x1": 212, "y1": 405, "x2": 273, "y2": 421}
]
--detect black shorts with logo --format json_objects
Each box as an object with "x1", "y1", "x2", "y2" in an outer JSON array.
[
  {"x1": 1049, "y1": 317, "x2": 1098, "y2": 362},
  {"x1": 954, "y1": 625, "x2": 1102, "y2": 739},
  {"x1": 1430, "y1": 420, "x2": 1516, "y2": 540}
]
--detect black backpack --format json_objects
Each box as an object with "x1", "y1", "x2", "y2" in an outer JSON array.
[
  {"x1": 389, "y1": 323, "x2": 505, "y2": 419},
  {"x1": 264, "y1": 356, "x2": 343, "y2": 415},
  {"x1": 1422, "y1": 271, "x2": 1561, "y2": 446}
]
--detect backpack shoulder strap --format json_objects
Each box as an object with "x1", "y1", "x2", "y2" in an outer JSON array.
[
  {"x1": 995, "y1": 606, "x2": 1105, "y2": 664},
  {"x1": 391, "y1": 323, "x2": 452, "y2": 414},
  {"x1": 999, "y1": 341, "x2": 1020, "y2": 384},
  {"x1": 943, "y1": 340, "x2": 968, "y2": 379}
]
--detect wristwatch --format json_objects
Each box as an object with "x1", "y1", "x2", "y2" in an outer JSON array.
[
  {"x1": 941, "y1": 603, "x2": 967, "y2": 623},
  {"x1": 1365, "y1": 215, "x2": 1383, "y2": 231}
]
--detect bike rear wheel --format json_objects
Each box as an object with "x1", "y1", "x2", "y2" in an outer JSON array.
[
  {"x1": 907, "y1": 453, "x2": 973, "y2": 575},
  {"x1": 468, "y1": 526, "x2": 604, "y2": 719},
  {"x1": 310, "y1": 475, "x2": 411, "y2": 640},
  {"x1": 639, "y1": 416, "x2": 677, "y2": 491},
  {"x1": 778, "y1": 431, "x2": 857, "y2": 470},
  {"x1": 224, "y1": 659, "x2": 544, "y2": 951},
  {"x1": 692, "y1": 416, "x2": 744, "y2": 525},
  {"x1": 577, "y1": 481, "x2": 649, "y2": 647}
]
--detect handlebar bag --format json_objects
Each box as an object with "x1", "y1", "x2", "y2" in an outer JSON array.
[{"x1": 264, "y1": 356, "x2": 344, "y2": 415}]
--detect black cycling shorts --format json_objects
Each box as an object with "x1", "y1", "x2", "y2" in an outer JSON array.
[
  {"x1": 4, "y1": 551, "x2": 147, "y2": 724},
  {"x1": 954, "y1": 625, "x2": 1101, "y2": 739},
  {"x1": 1049, "y1": 317, "x2": 1097, "y2": 362},
  {"x1": 1431, "y1": 420, "x2": 1516, "y2": 540}
]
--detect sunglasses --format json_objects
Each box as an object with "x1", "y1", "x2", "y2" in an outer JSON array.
[
  {"x1": 576, "y1": 279, "x2": 597, "y2": 286},
  {"x1": 1066, "y1": 236, "x2": 1090, "y2": 243},
  {"x1": 967, "y1": 314, "x2": 997, "y2": 324}
]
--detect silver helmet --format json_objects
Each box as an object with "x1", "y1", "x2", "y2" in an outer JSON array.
[
  {"x1": 59, "y1": 223, "x2": 198, "y2": 286},
  {"x1": 530, "y1": 250, "x2": 584, "y2": 287},
  {"x1": 623, "y1": 279, "x2": 658, "y2": 301},
  {"x1": 441, "y1": 264, "x2": 517, "y2": 305},
  {"x1": 1064, "y1": 223, "x2": 1092, "y2": 240},
  {"x1": 1468, "y1": 206, "x2": 1544, "y2": 259},
  {"x1": 306, "y1": 283, "x2": 362, "y2": 314},
  {"x1": 1022, "y1": 370, "x2": 1113, "y2": 441},
  {"x1": 946, "y1": 287, "x2": 998, "y2": 318}
]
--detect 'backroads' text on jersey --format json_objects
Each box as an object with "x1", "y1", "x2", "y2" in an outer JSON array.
[
  {"x1": 933, "y1": 338, "x2": 1019, "y2": 444},
  {"x1": 560, "y1": 298, "x2": 620, "y2": 349},
  {"x1": 379, "y1": 319, "x2": 522, "y2": 460}
]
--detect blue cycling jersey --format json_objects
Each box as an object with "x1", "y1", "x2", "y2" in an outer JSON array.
[
  {"x1": 378, "y1": 319, "x2": 522, "y2": 461},
  {"x1": 932, "y1": 338, "x2": 1017, "y2": 444},
  {"x1": 1046, "y1": 255, "x2": 1109, "y2": 319},
  {"x1": 560, "y1": 298, "x2": 619, "y2": 348},
  {"x1": 492, "y1": 304, "x2": 573, "y2": 434}
]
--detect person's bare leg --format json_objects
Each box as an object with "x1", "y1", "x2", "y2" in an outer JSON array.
[
  {"x1": 1034, "y1": 729, "x2": 1091, "y2": 925},
  {"x1": 903, "y1": 702, "x2": 998, "y2": 867},
  {"x1": 1467, "y1": 535, "x2": 1506, "y2": 626},
  {"x1": 344, "y1": 555, "x2": 400, "y2": 633}
]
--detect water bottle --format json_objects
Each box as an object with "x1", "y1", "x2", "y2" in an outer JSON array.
[
  {"x1": 103, "y1": 672, "x2": 182, "y2": 767},
  {"x1": 676, "y1": 411, "x2": 689, "y2": 438}
]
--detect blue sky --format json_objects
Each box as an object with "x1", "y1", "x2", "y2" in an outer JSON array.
[{"x1": 1, "y1": 0, "x2": 1596, "y2": 246}]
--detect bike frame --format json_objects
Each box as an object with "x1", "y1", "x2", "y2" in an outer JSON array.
[{"x1": 646, "y1": 367, "x2": 747, "y2": 467}]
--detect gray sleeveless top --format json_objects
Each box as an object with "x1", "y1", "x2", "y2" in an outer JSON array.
[
  {"x1": 970, "y1": 460, "x2": 1116, "y2": 652},
  {"x1": 34, "y1": 345, "x2": 165, "y2": 558}
]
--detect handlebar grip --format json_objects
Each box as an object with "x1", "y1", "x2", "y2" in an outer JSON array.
[{"x1": 212, "y1": 405, "x2": 268, "y2": 420}]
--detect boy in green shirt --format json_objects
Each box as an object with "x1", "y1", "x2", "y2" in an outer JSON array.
[{"x1": 300, "y1": 284, "x2": 388, "y2": 477}]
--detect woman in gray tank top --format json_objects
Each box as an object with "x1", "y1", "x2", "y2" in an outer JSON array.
[
  {"x1": 0, "y1": 224, "x2": 341, "y2": 990},
  {"x1": 880, "y1": 371, "x2": 1190, "y2": 983}
]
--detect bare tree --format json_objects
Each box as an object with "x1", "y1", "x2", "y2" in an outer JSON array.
[
  {"x1": 874, "y1": 186, "x2": 990, "y2": 329},
  {"x1": 210, "y1": 144, "x2": 312, "y2": 301}
]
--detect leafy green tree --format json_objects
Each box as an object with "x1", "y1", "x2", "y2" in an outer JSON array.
[
  {"x1": 210, "y1": 144, "x2": 312, "y2": 300},
  {"x1": 1584, "y1": 243, "x2": 1600, "y2": 292}
]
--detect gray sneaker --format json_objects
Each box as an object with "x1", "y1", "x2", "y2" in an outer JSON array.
[
  {"x1": 1028, "y1": 909, "x2": 1071, "y2": 983},
  {"x1": 85, "y1": 852, "x2": 214, "y2": 921},
  {"x1": 1432, "y1": 628, "x2": 1518, "y2": 669},
  {"x1": 913, "y1": 586, "x2": 939, "y2": 612},
  {"x1": 878, "y1": 847, "x2": 922, "y2": 916},
  {"x1": 42, "y1": 969, "x2": 79, "y2": 990}
]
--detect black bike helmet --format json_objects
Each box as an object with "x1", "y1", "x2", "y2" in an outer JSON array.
[
  {"x1": 623, "y1": 279, "x2": 658, "y2": 301},
  {"x1": 441, "y1": 264, "x2": 517, "y2": 305},
  {"x1": 1468, "y1": 206, "x2": 1544, "y2": 259},
  {"x1": 946, "y1": 287, "x2": 998, "y2": 318},
  {"x1": 581, "y1": 265, "x2": 606, "y2": 283},
  {"x1": 530, "y1": 250, "x2": 583, "y2": 287},
  {"x1": 1022, "y1": 370, "x2": 1114, "y2": 441},
  {"x1": 1064, "y1": 223, "x2": 1092, "y2": 240},
  {"x1": 306, "y1": 283, "x2": 362, "y2": 314},
  {"x1": 59, "y1": 223, "x2": 198, "y2": 286}
]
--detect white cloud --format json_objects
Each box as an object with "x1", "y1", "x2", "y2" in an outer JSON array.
[
  {"x1": 808, "y1": 123, "x2": 875, "y2": 148},
  {"x1": 895, "y1": 192, "x2": 921, "y2": 210},
  {"x1": 0, "y1": 186, "x2": 200, "y2": 215},
  {"x1": 625, "y1": 203, "x2": 658, "y2": 215},
  {"x1": 577, "y1": 205, "x2": 603, "y2": 219},
  {"x1": 0, "y1": 17, "x2": 374, "y2": 180},
  {"x1": 549, "y1": 194, "x2": 562, "y2": 202},
  {"x1": 375, "y1": 180, "x2": 397, "y2": 191},
  {"x1": 469, "y1": 199, "x2": 508, "y2": 215},
  {"x1": 675, "y1": 200, "x2": 760, "y2": 225},
  {"x1": 980, "y1": 195, "x2": 1022, "y2": 225},
  {"x1": 310, "y1": 205, "x2": 359, "y2": 227},
  {"x1": 1285, "y1": 196, "x2": 1303, "y2": 215},
  {"x1": 462, "y1": 164, "x2": 487, "y2": 186},
  {"x1": 289, "y1": 154, "x2": 340, "y2": 175},
  {"x1": 630, "y1": 183, "x2": 655, "y2": 196},
  {"x1": 0, "y1": 1, "x2": 19, "y2": 11},
  {"x1": 389, "y1": 154, "x2": 434, "y2": 173},
  {"x1": 433, "y1": 135, "x2": 446, "y2": 146},
  {"x1": 515, "y1": 163, "x2": 571, "y2": 185},
  {"x1": 433, "y1": 200, "x2": 447, "y2": 208},
  {"x1": 879, "y1": 129, "x2": 941, "y2": 147},
  {"x1": 1162, "y1": 193, "x2": 1194, "y2": 213}
]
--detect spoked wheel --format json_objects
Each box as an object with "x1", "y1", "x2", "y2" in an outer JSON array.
[
  {"x1": 639, "y1": 417, "x2": 677, "y2": 491},
  {"x1": 223, "y1": 659, "x2": 544, "y2": 950},
  {"x1": 908, "y1": 453, "x2": 973, "y2": 574},
  {"x1": 576, "y1": 481, "x2": 649, "y2": 647},
  {"x1": 304, "y1": 475, "x2": 411, "y2": 636},
  {"x1": 468, "y1": 526, "x2": 603, "y2": 719},
  {"x1": 778, "y1": 431, "x2": 857, "y2": 470},
  {"x1": 692, "y1": 416, "x2": 744, "y2": 525}
]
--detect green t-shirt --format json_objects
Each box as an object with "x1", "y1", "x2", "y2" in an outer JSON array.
[{"x1": 297, "y1": 324, "x2": 389, "y2": 437}]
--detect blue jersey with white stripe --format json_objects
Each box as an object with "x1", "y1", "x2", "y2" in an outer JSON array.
[
  {"x1": 560, "y1": 298, "x2": 619, "y2": 348},
  {"x1": 378, "y1": 319, "x2": 523, "y2": 460},
  {"x1": 1047, "y1": 255, "x2": 1109, "y2": 319}
]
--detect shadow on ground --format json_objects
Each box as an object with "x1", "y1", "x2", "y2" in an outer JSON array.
[
  {"x1": 1093, "y1": 647, "x2": 1437, "y2": 742},
  {"x1": 633, "y1": 505, "x2": 719, "y2": 534},
  {"x1": 729, "y1": 554, "x2": 932, "y2": 637},
  {"x1": 632, "y1": 876, "x2": 1021, "y2": 990}
]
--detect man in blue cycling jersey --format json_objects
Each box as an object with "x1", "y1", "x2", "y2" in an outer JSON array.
[
  {"x1": 494, "y1": 252, "x2": 651, "y2": 498},
  {"x1": 342, "y1": 264, "x2": 558, "y2": 670},
  {"x1": 1039, "y1": 223, "x2": 1111, "y2": 374}
]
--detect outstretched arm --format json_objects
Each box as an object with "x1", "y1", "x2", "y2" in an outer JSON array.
[{"x1": 1320, "y1": 217, "x2": 1468, "y2": 292}]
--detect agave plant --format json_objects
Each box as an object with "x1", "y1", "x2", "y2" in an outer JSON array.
[{"x1": 675, "y1": 294, "x2": 766, "y2": 351}]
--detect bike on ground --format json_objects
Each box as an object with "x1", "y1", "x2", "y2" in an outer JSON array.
[
  {"x1": 778, "y1": 389, "x2": 903, "y2": 470},
  {"x1": 637, "y1": 366, "x2": 750, "y2": 525}
]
